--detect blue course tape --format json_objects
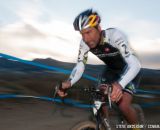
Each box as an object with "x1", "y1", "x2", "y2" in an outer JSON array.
[
  {"x1": 0, "y1": 53, "x2": 97, "y2": 81},
  {"x1": 0, "y1": 53, "x2": 160, "y2": 94},
  {"x1": 0, "y1": 53, "x2": 71, "y2": 74},
  {"x1": 136, "y1": 89, "x2": 160, "y2": 95},
  {"x1": 1, "y1": 53, "x2": 160, "y2": 95},
  {"x1": 0, "y1": 53, "x2": 160, "y2": 108},
  {"x1": 140, "y1": 102, "x2": 160, "y2": 108},
  {"x1": 0, "y1": 94, "x2": 94, "y2": 108},
  {"x1": 0, "y1": 94, "x2": 160, "y2": 108}
]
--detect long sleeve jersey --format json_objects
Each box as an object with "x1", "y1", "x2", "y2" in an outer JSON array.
[{"x1": 69, "y1": 28, "x2": 141, "y2": 88}]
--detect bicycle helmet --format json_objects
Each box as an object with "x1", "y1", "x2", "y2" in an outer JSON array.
[{"x1": 73, "y1": 9, "x2": 101, "y2": 31}]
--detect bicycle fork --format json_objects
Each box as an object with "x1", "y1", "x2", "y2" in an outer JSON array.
[
  {"x1": 93, "y1": 101, "x2": 111, "y2": 130},
  {"x1": 94, "y1": 109, "x2": 111, "y2": 130}
]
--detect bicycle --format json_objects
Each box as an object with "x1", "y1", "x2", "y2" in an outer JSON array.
[{"x1": 54, "y1": 82, "x2": 145, "y2": 130}]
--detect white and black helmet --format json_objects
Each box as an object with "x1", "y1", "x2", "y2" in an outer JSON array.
[{"x1": 73, "y1": 9, "x2": 101, "y2": 31}]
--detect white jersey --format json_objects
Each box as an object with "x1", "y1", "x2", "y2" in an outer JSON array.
[{"x1": 69, "y1": 28, "x2": 141, "y2": 88}]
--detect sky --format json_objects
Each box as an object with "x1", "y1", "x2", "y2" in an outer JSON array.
[{"x1": 0, "y1": 0, "x2": 160, "y2": 69}]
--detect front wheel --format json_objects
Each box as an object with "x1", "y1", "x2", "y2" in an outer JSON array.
[
  {"x1": 71, "y1": 121, "x2": 96, "y2": 130},
  {"x1": 71, "y1": 120, "x2": 106, "y2": 130}
]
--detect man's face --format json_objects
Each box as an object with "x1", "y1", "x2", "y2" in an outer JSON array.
[{"x1": 80, "y1": 26, "x2": 101, "y2": 49}]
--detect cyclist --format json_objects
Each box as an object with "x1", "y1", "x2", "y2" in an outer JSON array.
[{"x1": 57, "y1": 9, "x2": 141, "y2": 129}]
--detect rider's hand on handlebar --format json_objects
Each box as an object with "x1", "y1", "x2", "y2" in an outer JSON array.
[
  {"x1": 57, "y1": 89, "x2": 68, "y2": 97},
  {"x1": 57, "y1": 81, "x2": 71, "y2": 97},
  {"x1": 99, "y1": 84, "x2": 110, "y2": 95},
  {"x1": 111, "y1": 82, "x2": 123, "y2": 103}
]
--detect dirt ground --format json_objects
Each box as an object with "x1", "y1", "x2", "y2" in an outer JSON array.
[{"x1": 0, "y1": 98, "x2": 160, "y2": 130}]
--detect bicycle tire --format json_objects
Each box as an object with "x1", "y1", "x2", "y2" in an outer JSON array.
[{"x1": 71, "y1": 120, "x2": 106, "y2": 130}]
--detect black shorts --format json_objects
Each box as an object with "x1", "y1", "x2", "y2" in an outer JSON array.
[{"x1": 100, "y1": 67, "x2": 142, "y2": 95}]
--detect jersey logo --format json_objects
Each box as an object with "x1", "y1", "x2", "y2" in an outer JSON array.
[
  {"x1": 104, "y1": 48, "x2": 110, "y2": 53},
  {"x1": 96, "y1": 52, "x2": 120, "y2": 58}
]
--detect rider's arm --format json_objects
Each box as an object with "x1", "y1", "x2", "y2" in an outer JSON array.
[
  {"x1": 118, "y1": 55, "x2": 141, "y2": 88},
  {"x1": 69, "y1": 40, "x2": 90, "y2": 86},
  {"x1": 112, "y1": 29, "x2": 141, "y2": 88}
]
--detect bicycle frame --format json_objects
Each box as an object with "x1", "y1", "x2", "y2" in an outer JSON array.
[
  {"x1": 93, "y1": 99, "x2": 111, "y2": 130},
  {"x1": 87, "y1": 86, "x2": 112, "y2": 130},
  {"x1": 54, "y1": 82, "x2": 145, "y2": 130},
  {"x1": 54, "y1": 82, "x2": 123, "y2": 130}
]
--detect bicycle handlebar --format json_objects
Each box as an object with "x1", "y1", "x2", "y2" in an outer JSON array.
[
  {"x1": 54, "y1": 82, "x2": 113, "y2": 108},
  {"x1": 84, "y1": 85, "x2": 113, "y2": 108},
  {"x1": 84, "y1": 84, "x2": 112, "y2": 96}
]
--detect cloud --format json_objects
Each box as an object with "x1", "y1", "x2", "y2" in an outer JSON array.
[
  {"x1": 0, "y1": 18, "x2": 159, "y2": 69},
  {"x1": 138, "y1": 52, "x2": 160, "y2": 69},
  {"x1": 0, "y1": 0, "x2": 80, "y2": 60},
  {"x1": 0, "y1": 3, "x2": 159, "y2": 69},
  {"x1": 15, "y1": 0, "x2": 43, "y2": 23},
  {"x1": 1, "y1": 23, "x2": 46, "y2": 38},
  {"x1": 128, "y1": 40, "x2": 160, "y2": 69},
  {"x1": 0, "y1": 20, "x2": 81, "y2": 62},
  {"x1": 131, "y1": 38, "x2": 160, "y2": 54},
  {"x1": 107, "y1": 15, "x2": 160, "y2": 39}
]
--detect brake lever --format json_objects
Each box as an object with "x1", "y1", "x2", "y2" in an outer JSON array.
[
  {"x1": 53, "y1": 81, "x2": 64, "y2": 101},
  {"x1": 53, "y1": 84, "x2": 59, "y2": 99},
  {"x1": 108, "y1": 85, "x2": 112, "y2": 109}
]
